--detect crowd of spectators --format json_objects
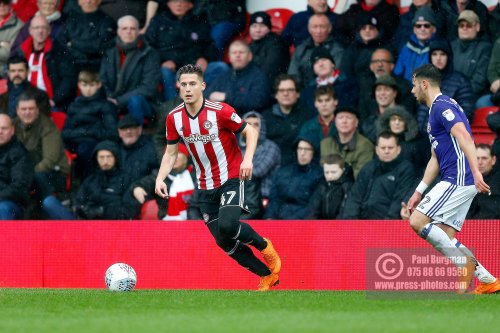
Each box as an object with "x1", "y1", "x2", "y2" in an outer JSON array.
[{"x1": 0, "y1": 0, "x2": 499, "y2": 220}]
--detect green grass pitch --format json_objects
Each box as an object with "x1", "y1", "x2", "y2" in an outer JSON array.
[{"x1": 0, "y1": 289, "x2": 498, "y2": 333}]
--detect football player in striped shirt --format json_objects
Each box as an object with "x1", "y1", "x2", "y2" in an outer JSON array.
[{"x1": 155, "y1": 64, "x2": 281, "y2": 291}]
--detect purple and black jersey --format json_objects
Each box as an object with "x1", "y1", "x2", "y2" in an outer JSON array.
[{"x1": 427, "y1": 94, "x2": 474, "y2": 186}]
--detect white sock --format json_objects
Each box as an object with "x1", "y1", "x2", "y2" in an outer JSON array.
[
  {"x1": 419, "y1": 223, "x2": 467, "y2": 267},
  {"x1": 452, "y1": 238, "x2": 496, "y2": 284}
]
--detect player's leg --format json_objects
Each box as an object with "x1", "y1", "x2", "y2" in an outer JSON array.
[
  {"x1": 410, "y1": 182, "x2": 476, "y2": 291},
  {"x1": 218, "y1": 180, "x2": 281, "y2": 274}
]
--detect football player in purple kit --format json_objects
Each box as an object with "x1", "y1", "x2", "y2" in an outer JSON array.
[{"x1": 404, "y1": 64, "x2": 499, "y2": 294}]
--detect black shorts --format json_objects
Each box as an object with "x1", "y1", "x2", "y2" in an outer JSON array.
[{"x1": 198, "y1": 178, "x2": 249, "y2": 222}]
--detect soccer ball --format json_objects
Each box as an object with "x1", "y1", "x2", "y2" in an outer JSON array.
[{"x1": 105, "y1": 263, "x2": 137, "y2": 292}]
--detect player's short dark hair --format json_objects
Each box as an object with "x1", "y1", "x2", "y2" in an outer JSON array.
[
  {"x1": 176, "y1": 64, "x2": 204, "y2": 82},
  {"x1": 314, "y1": 85, "x2": 336, "y2": 100},
  {"x1": 273, "y1": 74, "x2": 300, "y2": 93},
  {"x1": 377, "y1": 130, "x2": 400, "y2": 146},
  {"x1": 7, "y1": 55, "x2": 28, "y2": 70},
  {"x1": 412, "y1": 64, "x2": 441, "y2": 86},
  {"x1": 321, "y1": 154, "x2": 345, "y2": 168},
  {"x1": 15, "y1": 91, "x2": 38, "y2": 109},
  {"x1": 78, "y1": 70, "x2": 101, "y2": 83},
  {"x1": 476, "y1": 143, "x2": 494, "y2": 156}
]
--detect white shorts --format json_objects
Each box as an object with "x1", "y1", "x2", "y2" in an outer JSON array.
[{"x1": 416, "y1": 181, "x2": 477, "y2": 231}]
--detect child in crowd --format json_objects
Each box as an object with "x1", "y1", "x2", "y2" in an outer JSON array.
[
  {"x1": 309, "y1": 154, "x2": 354, "y2": 219},
  {"x1": 61, "y1": 71, "x2": 118, "y2": 179}
]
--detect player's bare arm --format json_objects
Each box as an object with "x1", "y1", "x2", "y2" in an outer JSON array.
[
  {"x1": 407, "y1": 148, "x2": 439, "y2": 212},
  {"x1": 155, "y1": 143, "x2": 179, "y2": 199},
  {"x1": 239, "y1": 123, "x2": 259, "y2": 181},
  {"x1": 450, "y1": 122, "x2": 490, "y2": 193}
]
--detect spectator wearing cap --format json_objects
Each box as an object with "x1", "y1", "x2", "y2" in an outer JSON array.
[
  {"x1": 451, "y1": 10, "x2": 493, "y2": 108},
  {"x1": 144, "y1": 0, "x2": 226, "y2": 101},
  {"x1": 117, "y1": 114, "x2": 158, "y2": 182},
  {"x1": 100, "y1": 15, "x2": 160, "y2": 125},
  {"x1": 341, "y1": 131, "x2": 415, "y2": 219},
  {"x1": 340, "y1": 13, "x2": 385, "y2": 78},
  {"x1": 357, "y1": 48, "x2": 416, "y2": 119},
  {"x1": 441, "y1": 0, "x2": 490, "y2": 42},
  {"x1": 57, "y1": 0, "x2": 116, "y2": 73},
  {"x1": 394, "y1": 6, "x2": 438, "y2": 82},
  {"x1": 415, "y1": 39, "x2": 474, "y2": 133},
  {"x1": 281, "y1": 0, "x2": 337, "y2": 48},
  {"x1": 0, "y1": 0, "x2": 23, "y2": 75},
  {"x1": 320, "y1": 106, "x2": 374, "y2": 178},
  {"x1": 360, "y1": 74, "x2": 400, "y2": 143},
  {"x1": 335, "y1": 0, "x2": 400, "y2": 47},
  {"x1": 62, "y1": 70, "x2": 118, "y2": 180},
  {"x1": 288, "y1": 13, "x2": 344, "y2": 87},
  {"x1": 300, "y1": 46, "x2": 358, "y2": 110},
  {"x1": 204, "y1": 39, "x2": 271, "y2": 115},
  {"x1": 393, "y1": 0, "x2": 446, "y2": 51},
  {"x1": 249, "y1": 11, "x2": 290, "y2": 85},
  {"x1": 131, "y1": 143, "x2": 195, "y2": 220}
]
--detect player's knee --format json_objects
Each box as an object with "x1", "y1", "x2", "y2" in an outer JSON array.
[
  {"x1": 409, "y1": 214, "x2": 425, "y2": 234},
  {"x1": 218, "y1": 206, "x2": 240, "y2": 238}
]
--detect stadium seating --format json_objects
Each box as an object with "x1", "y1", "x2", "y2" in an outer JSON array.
[
  {"x1": 471, "y1": 106, "x2": 498, "y2": 145},
  {"x1": 50, "y1": 111, "x2": 67, "y2": 131},
  {"x1": 140, "y1": 200, "x2": 159, "y2": 220},
  {"x1": 265, "y1": 8, "x2": 294, "y2": 35}
]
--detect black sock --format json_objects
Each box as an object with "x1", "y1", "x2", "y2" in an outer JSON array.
[
  {"x1": 237, "y1": 222, "x2": 267, "y2": 251},
  {"x1": 229, "y1": 241, "x2": 271, "y2": 277}
]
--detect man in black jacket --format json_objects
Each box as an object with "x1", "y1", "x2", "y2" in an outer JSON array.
[
  {"x1": 58, "y1": 0, "x2": 116, "y2": 72},
  {"x1": 73, "y1": 140, "x2": 140, "y2": 220},
  {"x1": 467, "y1": 144, "x2": 500, "y2": 219},
  {"x1": 100, "y1": 15, "x2": 160, "y2": 124},
  {"x1": 0, "y1": 114, "x2": 34, "y2": 219},
  {"x1": 342, "y1": 131, "x2": 415, "y2": 219},
  {"x1": 144, "y1": 0, "x2": 222, "y2": 101}
]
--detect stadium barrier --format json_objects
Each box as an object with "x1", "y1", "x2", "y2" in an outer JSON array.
[{"x1": 0, "y1": 220, "x2": 498, "y2": 290}]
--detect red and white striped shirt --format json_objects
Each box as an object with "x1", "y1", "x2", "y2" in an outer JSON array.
[{"x1": 166, "y1": 99, "x2": 246, "y2": 190}]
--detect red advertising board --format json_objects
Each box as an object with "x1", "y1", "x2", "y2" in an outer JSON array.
[{"x1": 0, "y1": 220, "x2": 498, "y2": 290}]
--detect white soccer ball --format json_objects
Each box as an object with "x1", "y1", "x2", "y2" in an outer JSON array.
[{"x1": 105, "y1": 263, "x2": 137, "y2": 292}]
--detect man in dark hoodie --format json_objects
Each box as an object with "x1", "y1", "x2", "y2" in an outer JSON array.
[
  {"x1": 239, "y1": 111, "x2": 281, "y2": 219},
  {"x1": 416, "y1": 39, "x2": 475, "y2": 133},
  {"x1": 341, "y1": 131, "x2": 416, "y2": 219},
  {"x1": 73, "y1": 140, "x2": 140, "y2": 220},
  {"x1": 265, "y1": 135, "x2": 323, "y2": 220}
]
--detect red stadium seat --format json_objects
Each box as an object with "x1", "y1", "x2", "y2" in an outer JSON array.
[
  {"x1": 64, "y1": 150, "x2": 77, "y2": 191},
  {"x1": 0, "y1": 78, "x2": 7, "y2": 94},
  {"x1": 265, "y1": 8, "x2": 294, "y2": 34},
  {"x1": 471, "y1": 106, "x2": 499, "y2": 131},
  {"x1": 141, "y1": 200, "x2": 159, "y2": 220},
  {"x1": 50, "y1": 112, "x2": 67, "y2": 131},
  {"x1": 472, "y1": 132, "x2": 496, "y2": 146}
]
